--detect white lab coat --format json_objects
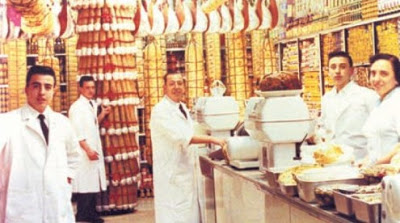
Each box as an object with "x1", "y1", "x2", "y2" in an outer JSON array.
[
  {"x1": 0, "y1": 105, "x2": 81, "y2": 223},
  {"x1": 363, "y1": 87, "x2": 400, "y2": 162},
  {"x1": 69, "y1": 95, "x2": 106, "y2": 193},
  {"x1": 320, "y1": 81, "x2": 378, "y2": 159},
  {"x1": 150, "y1": 96, "x2": 199, "y2": 223}
]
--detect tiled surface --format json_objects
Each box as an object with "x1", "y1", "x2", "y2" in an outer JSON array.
[{"x1": 103, "y1": 198, "x2": 155, "y2": 223}]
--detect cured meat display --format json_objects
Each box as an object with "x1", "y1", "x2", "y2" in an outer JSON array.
[{"x1": 73, "y1": 1, "x2": 141, "y2": 212}]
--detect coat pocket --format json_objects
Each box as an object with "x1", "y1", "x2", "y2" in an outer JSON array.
[{"x1": 6, "y1": 189, "x2": 38, "y2": 222}]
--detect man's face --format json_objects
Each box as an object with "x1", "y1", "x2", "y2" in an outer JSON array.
[
  {"x1": 164, "y1": 74, "x2": 185, "y2": 103},
  {"x1": 80, "y1": 80, "x2": 96, "y2": 100},
  {"x1": 370, "y1": 59, "x2": 398, "y2": 98},
  {"x1": 25, "y1": 74, "x2": 55, "y2": 113},
  {"x1": 328, "y1": 56, "x2": 353, "y2": 91}
]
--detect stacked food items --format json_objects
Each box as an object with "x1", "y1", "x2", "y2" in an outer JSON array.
[
  {"x1": 74, "y1": 1, "x2": 141, "y2": 212},
  {"x1": 66, "y1": 36, "x2": 79, "y2": 106},
  {"x1": 301, "y1": 71, "x2": 321, "y2": 118},
  {"x1": 185, "y1": 33, "x2": 205, "y2": 108},
  {"x1": 7, "y1": 40, "x2": 26, "y2": 110},
  {"x1": 328, "y1": 0, "x2": 362, "y2": 27},
  {"x1": 282, "y1": 42, "x2": 299, "y2": 72},
  {"x1": 300, "y1": 39, "x2": 318, "y2": 72},
  {"x1": 263, "y1": 33, "x2": 277, "y2": 75},
  {"x1": 321, "y1": 32, "x2": 344, "y2": 92},
  {"x1": 143, "y1": 36, "x2": 167, "y2": 148},
  {"x1": 205, "y1": 33, "x2": 222, "y2": 86},
  {"x1": 353, "y1": 67, "x2": 371, "y2": 88},
  {"x1": 277, "y1": 164, "x2": 322, "y2": 196},
  {"x1": 361, "y1": 0, "x2": 378, "y2": 19},
  {"x1": 0, "y1": 43, "x2": 8, "y2": 113},
  {"x1": 376, "y1": 19, "x2": 400, "y2": 57},
  {"x1": 347, "y1": 25, "x2": 374, "y2": 65},
  {"x1": 225, "y1": 33, "x2": 251, "y2": 116},
  {"x1": 250, "y1": 30, "x2": 264, "y2": 89}
]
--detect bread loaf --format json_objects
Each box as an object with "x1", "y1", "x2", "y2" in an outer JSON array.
[{"x1": 259, "y1": 72, "x2": 301, "y2": 91}]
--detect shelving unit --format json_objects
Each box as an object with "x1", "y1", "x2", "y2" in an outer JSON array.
[{"x1": 276, "y1": 11, "x2": 400, "y2": 116}]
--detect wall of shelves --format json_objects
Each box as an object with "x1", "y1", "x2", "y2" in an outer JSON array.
[{"x1": 276, "y1": 12, "x2": 400, "y2": 117}]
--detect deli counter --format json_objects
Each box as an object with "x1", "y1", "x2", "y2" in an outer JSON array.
[{"x1": 199, "y1": 155, "x2": 363, "y2": 223}]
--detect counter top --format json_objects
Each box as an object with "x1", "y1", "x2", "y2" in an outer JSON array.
[{"x1": 199, "y1": 155, "x2": 357, "y2": 223}]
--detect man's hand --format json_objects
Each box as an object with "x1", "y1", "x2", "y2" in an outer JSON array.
[
  {"x1": 67, "y1": 177, "x2": 72, "y2": 184},
  {"x1": 85, "y1": 149, "x2": 99, "y2": 160},
  {"x1": 101, "y1": 105, "x2": 111, "y2": 115}
]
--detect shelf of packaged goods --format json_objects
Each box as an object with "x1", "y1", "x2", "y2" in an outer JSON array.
[{"x1": 277, "y1": 11, "x2": 400, "y2": 44}]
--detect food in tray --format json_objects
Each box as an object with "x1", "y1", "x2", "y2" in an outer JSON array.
[
  {"x1": 313, "y1": 144, "x2": 352, "y2": 165},
  {"x1": 259, "y1": 72, "x2": 301, "y2": 91},
  {"x1": 351, "y1": 193, "x2": 382, "y2": 204},
  {"x1": 315, "y1": 184, "x2": 359, "y2": 207},
  {"x1": 277, "y1": 164, "x2": 321, "y2": 186},
  {"x1": 361, "y1": 164, "x2": 400, "y2": 178}
]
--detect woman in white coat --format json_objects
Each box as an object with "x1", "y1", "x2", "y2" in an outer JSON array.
[
  {"x1": 0, "y1": 66, "x2": 81, "y2": 223},
  {"x1": 150, "y1": 73, "x2": 226, "y2": 223},
  {"x1": 363, "y1": 53, "x2": 400, "y2": 164}
]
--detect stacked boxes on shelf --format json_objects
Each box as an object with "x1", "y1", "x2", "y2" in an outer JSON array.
[
  {"x1": 376, "y1": 19, "x2": 400, "y2": 57},
  {"x1": 321, "y1": 32, "x2": 344, "y2": 92},
  {"x1": 347, "y1": 25, "x2": 374, "y2": 65},
  {"x1": 282, "y1": 41, "x2": 299, "y2": 72},
  {"x1": 7, "y1": 40, "x2": 27, "y2": 110}
]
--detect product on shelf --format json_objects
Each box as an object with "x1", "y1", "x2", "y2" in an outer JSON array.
[
  {"x1": 300, "y1": 38, "x2": 319, "y2": 72},
  {"x1": 347, "y1": 24, "x2": 373, "y2": 65},
  {"x1": 205, "y1": 33, "x2": 222, "y2": 85},
  {"x1": 301, "y1": 71, "x2": 321, "y2": 118},
  {"x1": 321, "y1": 31, "x2": 344, "y2": 93},
  {"x1": 376, "y1": 19, "x2": 400, "y2": 57},
  {"x1": 281, "y1": 41, "x2": 299, "y2": 72}
]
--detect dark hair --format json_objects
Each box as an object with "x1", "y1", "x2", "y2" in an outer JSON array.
[
  {"x1": 26, "y1": 65, "x2": 56, "y2": 87},
  {"x1": 328, "y1": 51, "x2": 353, "y2": 67},
  {"x1": 163, "y1": 73, "x2": 185, "y2": 84},
  {"x1": 370, "y1": 53, "x2": 400, "y2": 84},
  {"x1": 79, "y1": 75, "x2": 95, "y2": 87}
]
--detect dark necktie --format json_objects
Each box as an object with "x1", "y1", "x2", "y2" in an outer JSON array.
[
  {"x1": 38, "y1": 114, "x2": 49, "y2": 145},
  {"x1": 179, "y1": 104, "x2": 187, "y2": 119},
  {"x1": 89, "y1": 101, "x2": 94, "y2": 108}
]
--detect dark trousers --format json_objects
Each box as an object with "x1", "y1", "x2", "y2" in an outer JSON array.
[{"x1": 75, "y1": 192, "x2": 99, "y2": 221}]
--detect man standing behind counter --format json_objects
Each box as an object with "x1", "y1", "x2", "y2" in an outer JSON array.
[
  {"x1": 315, "y1": 51, "x2": 378, "y2": 159},
  {"x1": 150, "y1": 73, "x2": 226, "y2": 223},
  {"x1": 0, "y1": 65, "x2": 81, "y2": 222},
  {"x1": 69, "y1": 76, "x2": 111, "y2": 223}
]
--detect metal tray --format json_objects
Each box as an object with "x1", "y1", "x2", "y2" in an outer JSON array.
[
  {"x1": 333, "y1": 191, "x2": 355, "y2": 217},
  {"x1": 295, "y1": 175, "x2": 365, "y2": 203},
  {"x1": 351, "y1": 194, "x2": 381, "y2": 223},
  {"x1": 265, "y1": 167, "x2": 287, "y2": 189},
  {"x1": 279, "y1": 183, "x2": 298, "y2": 197}
]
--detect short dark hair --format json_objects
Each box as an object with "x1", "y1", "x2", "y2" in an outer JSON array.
[
  {"x1": 370, "y1": 53, "x2": 400, "y2": 84},
  {"x1": 328, "y1": 51, "x2": 353, "y2": 67},
  {"x1": 163, "y1": 73, "x2": 185, "y2": 84},
  {"x1": 26, "y1": 65, "x2": 56, "y2": 87},
  {"x1": 79, "y1": 75, "x2": 95, "y2": 87}
]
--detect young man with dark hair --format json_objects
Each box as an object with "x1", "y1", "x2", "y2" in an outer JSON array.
[
  {"x1": 315, "y1": 51, "x2": 378, "y2": 159},
  {"x1": 69, "y1": 76, "x2": 111, "y2": 223},
  {"x1": 0, "y1": 65, "x2": 81, "y2": 222}
]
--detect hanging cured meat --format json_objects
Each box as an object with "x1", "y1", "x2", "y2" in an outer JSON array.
[
  {"x1": 136, "y1": 0, "x2": 151, "y2": 37},
  {"x1": 179, "y1": 0, "x2": 194, "y2": 34},
  {"x1": 219, "y1": 3, "x2": 232, "y2": 33},
  {"x1": 258, "y1": 0, "x2": 271, "y2": 30},
  {"x1": 201, "y1": 0, "x2": 226, "y2": 13},
  {"x1": 206, "y1": 9, "x2": 221, "y2": 33},
  {"x1": 230, "y1": 0, "x2": 248, "y2": 33},
  {"x1": 0, "y1": 0, "x2": 8, "y2": 39},
  {"x1": 6, "y1": 5, "x2": 21, "y2": 39},
  {"x1": 149, "y1": 0, "x2": 166, "y2": 36},
  {"x1": 245, "y1": 0, "x2": 259, "y2": 32},
  {"x1": 192, "y1": 0, "x2": 208, "y2": 33},
  {"x1": 164, "y1": 0, "x2": 180, "y2": 34},
  {"x1": 269, "y1": 0, "x2": 278, "y2": 28}
]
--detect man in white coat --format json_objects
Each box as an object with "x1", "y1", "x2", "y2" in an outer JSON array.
[
  {"x1": 69, "y1": 76, "x2": 110, "y2": 223},
  {"x1": 150, "y1": 73, "x2": 226, "y2": 223},
  {"x1": 316, "y1": 51, "x2": 378, "y2": 159},
  {"x1": 0, "y1": 65, "x2": 81, "y2": 223}
]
